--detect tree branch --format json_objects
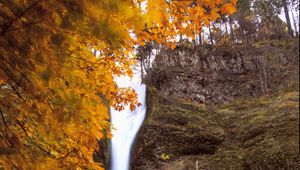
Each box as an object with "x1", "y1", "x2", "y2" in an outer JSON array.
[
  {"x1": 58, "y1": 148, "x2": 75, "y2": 160},
  {"x1": 8, "y1": 81, "x2": 25, "y2": 102},
  {"x1": 31, "y1": 141, "x2": 53, "y2": 157},
  {"x1": 0, "y1": 109, "x2": 8, "y2": 128},
  {"x1": 0, "y1": 0, "x2": 46, "y2": 36},
  {"x1": 16, "y1": 120, "x2": 29, "y2": 136}
]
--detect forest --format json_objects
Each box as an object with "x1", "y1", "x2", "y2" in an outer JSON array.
[{"x1": 0, "y1": 0, "x2": 299, "y2": 170}]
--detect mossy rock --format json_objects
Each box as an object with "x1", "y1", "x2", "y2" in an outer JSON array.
[{"x1": 132, "y1": 88, "x2": 299, "y2": 170}]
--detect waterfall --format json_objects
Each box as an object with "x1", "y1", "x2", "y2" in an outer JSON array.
[{"x1": 110, "y1": 81, "x2": 146, "y2": 170}]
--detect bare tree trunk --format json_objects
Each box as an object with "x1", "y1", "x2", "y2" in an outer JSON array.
[
  {"x1": 140, "y1": 56, "x2": 144, "y2": 80},
  {"x1": 146, "y1": 51, "x2": 151, "y2": 74},
  {"x1": 290, "y1": 3, "x2": 298, "y2": 36},
  {"x1": 219, "y1": 22, "x2": 222, "y2": 44},
  {"x1": 229, "y1": 17, "x2": 235, "y2": 42},
  {"x1": 274, "y1": 16, "x2": 281, "y2": 35},
  {"x1": 225, "y1": 18, "x2": 229, "y2": 37},
  {"x1": 283, "y1": 0, "x2": 294, "y2": 36},
  {"x1": 179, "y1": 34, "x2": 183, "y2": 41},
  {"x1": 199, "y1": 32, "x2": 203, "y2": 45},
  {"x1": 208, "y1": 24, "x2": 214, "y2": 45},
  {"x1": 192, "y1": 32, "x2": 196, "y2": 45}
]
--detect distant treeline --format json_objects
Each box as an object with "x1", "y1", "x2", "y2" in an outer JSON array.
[{"x1": 198, "y1": 0, "x2": 299, "y2": 45}]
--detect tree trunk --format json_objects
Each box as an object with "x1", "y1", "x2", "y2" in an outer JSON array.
[
  {"x1": 289, "y1": 3, "x2": 298, "y2": 36},
  {"x1": 218, "y1": 22, "x2": 222, "y2": 44},
  {"x1": 192, "y1": 33, "x2": 196, "y2": 45},
  {"x1": 208, "y1": 24, "x2": 214, "y2": 45},
  {"x1": 146, "y1": 51, "x2": 151, "y2": 74},
  {"x1": 229, "y1": 17, "x2": 235, "y2": 42},
  {"x1": 274, "y1": 16, "x2": 281, "y2": 35},
  {"x1": 179, "y1": 34, "x2": 183, "y2": 41},
  {"x1": 283, "y1": 0, "x2": 294, "y2": 36},
  {"x1": 225, "y1": 18, "x2": 229, "y2": 37},
  {"x1": 199, "y1": 32, "x2": 203, "y2": 45},
  {"x1": 140, "y1": 55, "x2": 144, "y2": 80}
]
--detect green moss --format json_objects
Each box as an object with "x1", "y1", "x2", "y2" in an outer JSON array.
[
  {"x1": 140, "y1": 86, "x2": 299, "y2": 169},
  {"x1": 253, "y1": 39, "x2": 297, "y2": 49},
  {"x1": 133, "y1": 38, "x2": 299, "y2": 169}
]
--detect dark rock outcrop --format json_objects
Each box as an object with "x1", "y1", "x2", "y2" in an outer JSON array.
[{"x1": 146, "y1": 39, "x2": 299, "y2": 104}]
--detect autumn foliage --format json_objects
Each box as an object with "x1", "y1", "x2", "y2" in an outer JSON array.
[{"x1": 0, "y1": 0, "x2": 236, "y2": 169}]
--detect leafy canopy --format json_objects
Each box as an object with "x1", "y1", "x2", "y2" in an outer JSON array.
[{"x1": 0, "y1": 0, "x2": 236, "y2": 169}]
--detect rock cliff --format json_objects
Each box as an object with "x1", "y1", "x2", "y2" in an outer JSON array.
[
  {"x1": 146, "y1": 39, "x2": 299, "y2": 104},
  {"x1": 131, "y1": 39, "x2": 299, "y2": 169}
]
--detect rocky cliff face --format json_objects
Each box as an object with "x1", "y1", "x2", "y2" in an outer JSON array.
[
  {"x1": 131, "y1": 39, "x2": 299, "y2": 169},
  {"x1": 146, "y1": 39, "x2": 299, "y2": 104}
]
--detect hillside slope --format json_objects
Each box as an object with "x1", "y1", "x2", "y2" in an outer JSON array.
[
  {"x1": 131, "y1": 87, "x2": 299, "y2": 169},
  {"x1": 131, "y1": 39, "x2": 299, "y2": 170}
]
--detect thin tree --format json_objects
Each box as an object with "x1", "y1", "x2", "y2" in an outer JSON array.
[
  {"x1": 208, "y1": 23, "x2": 214, "y2": 45},
  {"x1": 199, "y1": 32, "x2": 203, "y2": 45},
  {"x1": 229, "y1": 17, "x2": 235, "y2": 42},
  {"x1": 283, "y1": 0, "x2": 294, "y2": 36},
  {"x1": 289, "y1": 2, "x2": 299, "y2": 36}
]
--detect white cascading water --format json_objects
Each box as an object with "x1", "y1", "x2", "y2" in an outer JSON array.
[{"x1": 110, "y1": 76, "x2": 146, "y2": 170}]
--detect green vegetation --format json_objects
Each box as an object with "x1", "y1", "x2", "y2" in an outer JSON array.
[{"x1": 134, "y1": 83, "x2": 299, "y2": 169}]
